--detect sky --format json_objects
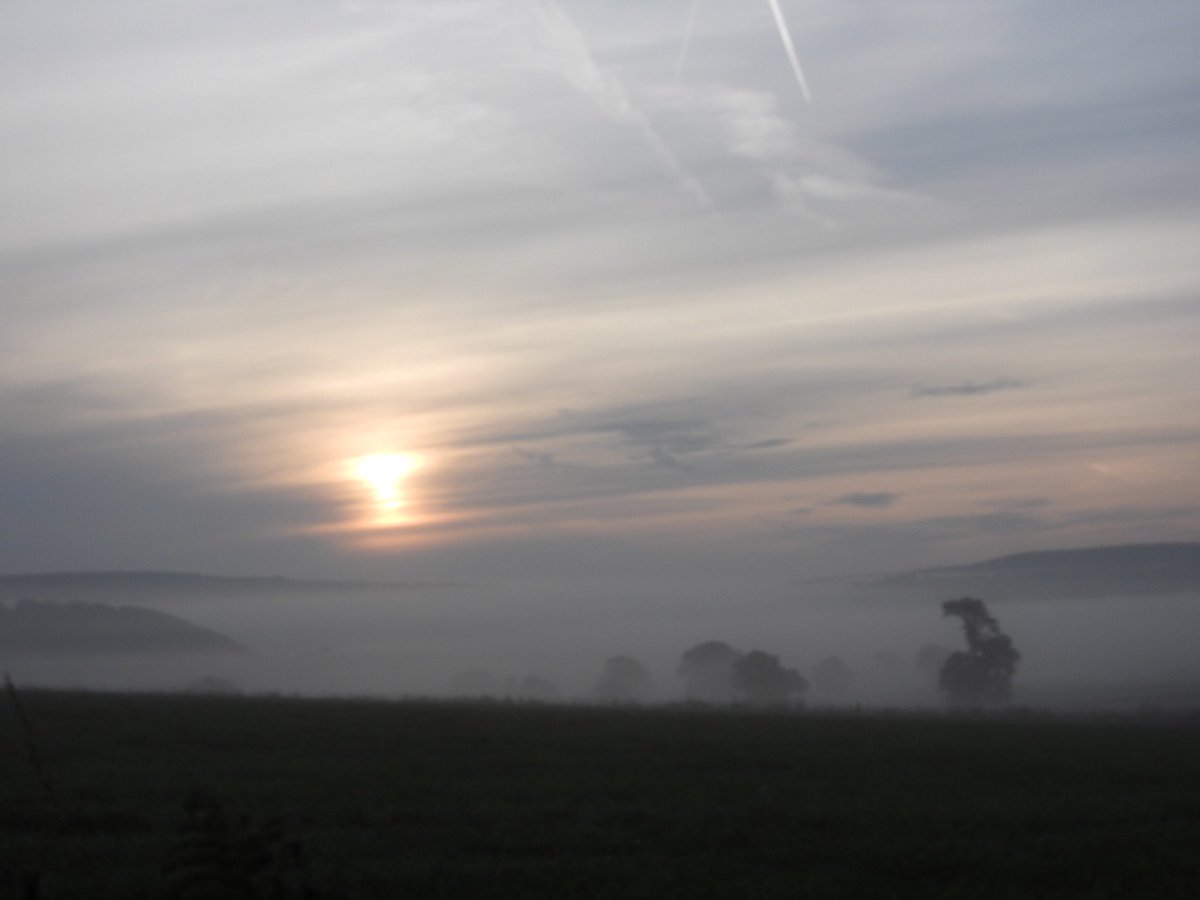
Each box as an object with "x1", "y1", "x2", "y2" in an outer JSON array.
[{"x1": 3, "y1": 0, "x2": 1199, "y2": 604}]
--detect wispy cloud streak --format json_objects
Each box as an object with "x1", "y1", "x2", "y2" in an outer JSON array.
[
  {"x1": 535, "y1": 0, "x2": 714, "y2": 207},
  {"x1": 912, "y1": 379, "x2": 1025, "y2": 398},
  {"x1": 674, "y1": 0, "x2": 701, "y2": 80},
  {"x1": 829, "y1": 491, "x2": 899, "y2": 509}
]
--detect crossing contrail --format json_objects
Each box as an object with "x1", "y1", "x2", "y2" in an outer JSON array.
[
  {"x1": 537, "y1": 0, "x2": 714, "y2": 208},
  {"x1": 765, "y1": 0, "x2": 812, "y2": 103},
  {"x1": 675, "y1": 1, "x2": 812, "y2": 103}
]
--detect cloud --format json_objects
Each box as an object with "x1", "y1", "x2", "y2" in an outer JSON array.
[
  {"x1": 1, "y1": 0, "x2": 1198, "y2": 588},
  {"x1": 501, "y1": 407, "x2": 723, "y2": 473},
  {"x1": 514, "y1": 448, "x2": 557, "y2": 470},
  {"x1": 829, "y1": 492, "x2": 899, "y2": 509},
  {"x1": 742, "y1": 438, "x2": 792, "y2": 451},
  {"x1": 983, "y1": 496, "x2": 1053, "y2": 513},
  {"x1": 909, "y1": 512, "x2": 1043, "y2": 537},
  {"x1": 531, "y1": 0, "x2": 712, "y2": 208},
  {"x1": 649, "y1": 81, "x2": 941, "y2": 230},
  {"x1": 649, "y1": 445, "x2": 696, "y2": 473},
  {"x1": 912, "y1": 379, "x2": 1025, "y2": 398}
]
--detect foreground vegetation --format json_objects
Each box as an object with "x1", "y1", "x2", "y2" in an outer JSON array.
[{"x1": 3, "y1": 689, "x2": 1199, "y2": 898}]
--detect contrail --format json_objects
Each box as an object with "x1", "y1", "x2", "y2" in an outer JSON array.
[
  {"x1": 674, "y1": 0, "x2": 701, "y2": 80},
  {"x1": 765, "y1": 0, "x2": 812, "y2": 103},
  {"x1": 536, "y1": 0, "x2": 714, "y2": 208}
]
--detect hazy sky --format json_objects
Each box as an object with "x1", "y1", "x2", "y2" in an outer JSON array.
[{"x1": 3, "y1": 0, "x2": 1199, "y2": 590}]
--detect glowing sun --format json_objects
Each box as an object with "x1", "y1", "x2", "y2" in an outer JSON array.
[{"x1": 353, "y1": 452, "x2": 422, "y2": 519}]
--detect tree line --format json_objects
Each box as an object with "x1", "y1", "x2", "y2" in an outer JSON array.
[{"x1": 451, "y1": 598, "x2": 1019, "y2": 710}]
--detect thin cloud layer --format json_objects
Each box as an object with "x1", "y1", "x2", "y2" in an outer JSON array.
[
  {"x1": 912, "y1": 380, "x2": 1024, "y2": 399},
  {"x1": 1, "y1": 0, "x2": 1198, "y2": 589},
  {"x1": 831, "y1": 493, "x2": 900, "y2": 510}
]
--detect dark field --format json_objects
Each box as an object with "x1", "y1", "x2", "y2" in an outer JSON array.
[{"x1": 3, "y1": 690, "x2": 1199, "y2": 899}]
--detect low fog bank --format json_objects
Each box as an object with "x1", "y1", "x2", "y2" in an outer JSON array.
[{"x1": 5, "y1": 578, "x2": 1199, "y2": 713}]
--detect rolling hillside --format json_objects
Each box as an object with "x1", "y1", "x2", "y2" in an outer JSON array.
[
  {"x1": 871, "y1": 542, "x2": 1200, "y2": 601},
  {"x1": 0, "y1": 598, "x2": 244, "y2": 657}
]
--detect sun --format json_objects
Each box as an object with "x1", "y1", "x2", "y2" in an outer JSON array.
[{"x1": 353, "y1": 452, "x2": 423, "y2": 519}]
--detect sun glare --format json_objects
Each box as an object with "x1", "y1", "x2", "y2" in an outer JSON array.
[{"x1": 353, "y1": 452, "x2": 422, "y2": 520}]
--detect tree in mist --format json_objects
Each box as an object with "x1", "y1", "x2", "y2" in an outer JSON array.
[
  {"x1": 938, "y1": 597, "x2": 1019, "y2": 707},
  {"x1": 731, "y1": 651, "x2": 808, "y2": 707},
  {"x1": 516, "y1": 674, "x2": 559, "y2": 702},
  {"x1": 871, "y1": 650, "x2": 909, "y2": 677},
  {"x1": 449, "y1": 669, "x2": 559, "y2": 702},
  {"x1": 450, "y1": 668, "x2": 500, "y2": 697},
  {"x1": 593, "y1": 655, "x2": 652, "y2": 703},
  {"x1": 184, "y1": 676, "x2": 243, "y2": 696},
  {"x1": 678, "y1": 640, "x2": 740, "y2": 703},
  {"x1": 914, "y1": 644, "x2": 952, "y2": 683},
  {"x1": 809, "y1": 655, "x2": 854, "y2": 699}
]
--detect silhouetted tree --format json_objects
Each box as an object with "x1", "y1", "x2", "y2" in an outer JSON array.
[
  {"x1": 731, "y1": 651, "x2": 808, "y2": 707},
  {"x1": 678, "y1": 640, "x2": 740, "y2": 702},
  {"x1": 810, "y1": 655, "x2": 854, "y2": 698},
  {"x1": 593, "y1": 655, "x2": 652, "y2": 703},
  {"x1": 938, "y1": 597, "x2": 1019, "y2": 707}
]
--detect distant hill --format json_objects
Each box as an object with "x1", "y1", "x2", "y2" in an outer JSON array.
[
  {"x1": 871, "y1": 542, "x2": 1200, "y2": 601},
  {"x1": 0, "y1": 598, "x2": 244, "y2": 657},
  {"x1": 0, "y1": 571, "x2": 431, "y2": 605}
]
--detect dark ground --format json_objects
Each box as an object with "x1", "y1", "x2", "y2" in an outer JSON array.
[{"x1": 3, "y1": 689, "x2": 1199, "y2": 898}]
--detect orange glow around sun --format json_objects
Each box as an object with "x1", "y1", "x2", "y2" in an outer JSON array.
[{"x1": 353, "y1": 452, "x2": 423, "y2": 523}]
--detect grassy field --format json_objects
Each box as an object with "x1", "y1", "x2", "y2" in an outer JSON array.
[{"x1": 2, "y1": 689, "x2": 1199, "y2": 899}]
